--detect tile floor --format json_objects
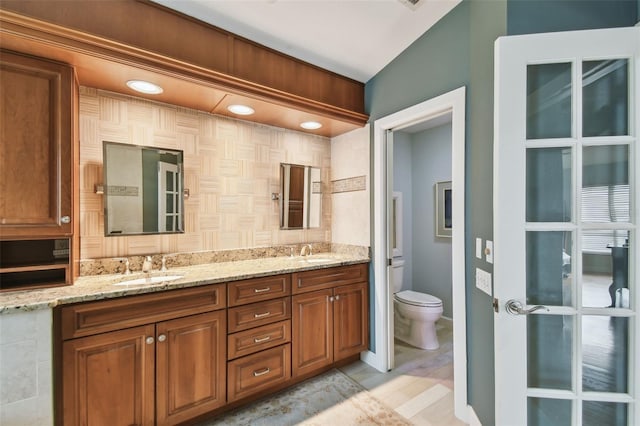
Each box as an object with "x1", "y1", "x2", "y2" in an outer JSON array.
[{"x1": 340, "y1": 319, "x2": 467, "y2": 426}]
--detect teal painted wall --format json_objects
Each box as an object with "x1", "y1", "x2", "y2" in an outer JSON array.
[
  {"x1": 365, "y1": 0, "x2": 633, "y2": 424},
  {"x1": 507, "y1": 0, "x2": 638, "y2": 35},
  {"x1": 366, "y1": 1, "x2": 506, "y2": 424}
]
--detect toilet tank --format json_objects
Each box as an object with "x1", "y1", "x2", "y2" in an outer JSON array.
[{"x1": 392, "y1": 258, "x2": 405, "y2": 293}]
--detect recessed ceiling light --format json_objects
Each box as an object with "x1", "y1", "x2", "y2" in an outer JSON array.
[
  {"x1": 126, "y1": 80, "x2": 163, "y2": 95},
  {"x1": 300, "y1": 121, "x2": 322, "y2": 130},
  {"x1": 227, "y1": 104, "x2": 255, "y2": 115}
]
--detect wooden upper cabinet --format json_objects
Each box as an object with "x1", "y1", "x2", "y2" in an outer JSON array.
[{"x1": 0, "y1": 50, "x2": 76, "y2": 239}]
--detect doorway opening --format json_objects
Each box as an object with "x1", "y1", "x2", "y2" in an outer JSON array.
[{"x1": 366, "y1": 86, "x2": 467, "y2": 422}]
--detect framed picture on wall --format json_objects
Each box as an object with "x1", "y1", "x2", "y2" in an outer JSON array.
[{"x1": 436, "y1": 180, "x2": 452, "y2": 238}]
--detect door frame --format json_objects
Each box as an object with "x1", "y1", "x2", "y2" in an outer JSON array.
[{"x1": 368, "y1": 86, "x2": 468, "y2": 421}]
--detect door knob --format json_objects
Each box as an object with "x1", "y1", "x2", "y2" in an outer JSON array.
[{"x1": 505, "y1": 299, "x2": 549, "y2": 316}]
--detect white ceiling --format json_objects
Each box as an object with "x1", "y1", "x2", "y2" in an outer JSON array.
[{"x1": 151, "y1": 0, "x2": 461, "y2": 83}]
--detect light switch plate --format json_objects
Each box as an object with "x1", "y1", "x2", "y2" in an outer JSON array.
[
  {"x1": 486, "y1": 240, "x2": 494, "y2": 264},
  {"x1": 476, "y1": 268, "x2": 492, "y2": 296},
  {"x1": 476, "y1": 238, "x2": 482, "y2": 259}
]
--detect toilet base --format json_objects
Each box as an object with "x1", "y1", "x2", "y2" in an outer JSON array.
[{"x1": 394, "y1": 311, "x2": 440, "y2": 350}]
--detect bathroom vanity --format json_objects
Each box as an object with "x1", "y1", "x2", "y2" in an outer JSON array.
[{"x1": 0, "y1": 254, "x2": 369, "y2": 426}]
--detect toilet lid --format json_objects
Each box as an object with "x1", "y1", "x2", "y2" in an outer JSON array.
[{"x1": 395, "y1": 290, "x2": 442, "y2": 307}]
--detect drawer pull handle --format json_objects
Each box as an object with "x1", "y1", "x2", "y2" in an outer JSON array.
[
  {"x1": 254, "y1": 312, "x2": 271, "y2": 318},
  {"x1": 254, "y1": 335, "x2": 271, "y2": 343},
  {"x1": 254, "y1": 287, "x2": 271, "y2": 293},
  {"x1": 253, "y1": 368, "x2": 271, "y2": 377}
]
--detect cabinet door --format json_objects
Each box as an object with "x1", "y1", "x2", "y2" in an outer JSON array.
[
  {"x1": 292, "y1": 288, "x2": 333, "y2": 378},
  {"x1": 334, "y1": 282, "x2": 368, "y2": 361},
  {"x1": 155, "y1": 311, "x2": 226, "y2": 426},
  {"x1": 62, "y1": 324, "x2": 155, "y2": 426},
  {"x1": 0, "y1": 50, "x2": 74, "y2": 238}
]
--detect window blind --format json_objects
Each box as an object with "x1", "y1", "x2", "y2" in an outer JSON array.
[{"x1": 582, "y1": 184, "x2": 629, "y2": 253}]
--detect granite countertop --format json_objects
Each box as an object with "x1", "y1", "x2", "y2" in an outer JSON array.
[{"x1": 0, "y1": 253, "x2": 369, "y2": 314}]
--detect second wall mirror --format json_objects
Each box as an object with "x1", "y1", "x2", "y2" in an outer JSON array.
[{"x1": 280, "y1": 163, "x2": 321, "y2": 229}]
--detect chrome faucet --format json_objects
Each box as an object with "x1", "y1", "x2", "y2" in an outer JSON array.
[
  {"x1": 142, "y1": 256, "x2": 153, "y2": 273},
  {"x1": 121, "y1": 258, "x2": 131, "y2": 275},
  {"x1": 300, "y1": 244, "x2": 312, "y2": 257}
]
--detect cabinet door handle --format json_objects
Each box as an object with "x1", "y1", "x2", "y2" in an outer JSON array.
[
  {"x1": 157, "y1": 334, "x2": 167, "y2": 342},
  {"x1": 253, "y1": 368, "x2": 270, "y2": 377},
  {"x1": 254, "y1": 335, "x2": 271, "y2": 343},
  {"x1": 60, "y1": 216, "x2": 71, "y2": 224},
  {"x1": 254, "y1": 287, "x2": 271, "y2": 293},
  {"x1": 254, "y1": 312, "x2": 270, "y2": 318},
  {"x1": 329, "y1": 296, "x2": 334, "y2": 302},
  {"x1": 145, "y1": 336, "x2": 154, "y2": 345},
  {"x1": 335, "y1": 295, "x2": 340, "y2": 301}
]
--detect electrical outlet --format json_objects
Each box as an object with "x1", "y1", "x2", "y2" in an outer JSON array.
[{"x1": 476, "y1": 268, "x2": 492, "y2": 296}]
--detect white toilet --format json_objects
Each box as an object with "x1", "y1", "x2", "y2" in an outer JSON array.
[{"x1": 392, "y1": 259, "x2": 444, "y2": 350}]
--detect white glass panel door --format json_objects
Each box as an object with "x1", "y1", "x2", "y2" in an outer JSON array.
[
  {"x1": 158, "y1": 162, "x2": 182, "y2": 232},
  {"x1": 494, "y1": 27, "x2": 638, "y2": 426}
]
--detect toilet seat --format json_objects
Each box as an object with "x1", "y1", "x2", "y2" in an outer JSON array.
[{"x1": 395, "y1": 290, "x2": 442, "y2": 307}]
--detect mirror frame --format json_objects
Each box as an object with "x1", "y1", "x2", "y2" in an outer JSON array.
[
  {"x1": 103, "y1": 141, "x2": 185, "y2": 236},
  {"x1": 279, "y1": 163, "x2": 322, "y2": 229}
]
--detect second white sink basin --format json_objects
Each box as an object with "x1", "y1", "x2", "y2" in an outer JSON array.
[
  {"x1": 114, "y1": 275, "x2": 184, "y2": 286},
  {"x1": 298, "y1": 257, "x2": 334, "y2": 264}
]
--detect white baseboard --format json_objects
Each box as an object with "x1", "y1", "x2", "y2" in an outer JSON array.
[{"x1": 468, "y1": 405, "x2": 482, "y2": 426}]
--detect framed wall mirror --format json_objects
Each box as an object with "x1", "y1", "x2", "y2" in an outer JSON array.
[
  {"x1": 280, "y1": 163, "x2": 321, "y2": 229},
  {"x1": 103, "y1": 141, "x2": 184, "y2": 236}
]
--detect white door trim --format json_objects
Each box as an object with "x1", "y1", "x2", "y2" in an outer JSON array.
[{"x1": 368, "y1": 86, "x2": 467, "y2": 421}]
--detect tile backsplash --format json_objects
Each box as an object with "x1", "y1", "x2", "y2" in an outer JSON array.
[{"x1": 79, "y1": 87, "x2": 332, "y2": 260}]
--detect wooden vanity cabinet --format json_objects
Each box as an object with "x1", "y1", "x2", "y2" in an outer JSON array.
[
  {"x1": 59, "y1": 284, "x2": 227, "y2": 426},
  {"x1": 226, "y1": 274, "x2": 292, "y2": 402},
  {"x1": 292, "y1": 264, "x2": 368, "y2": 378}
]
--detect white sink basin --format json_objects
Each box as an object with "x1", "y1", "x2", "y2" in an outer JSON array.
[
  {"x1": 298, "y1": 257, "x2": 334, "y2": 264},
  {"x1": 114, "y1": 275, "x2": 184, "y2": 286}
]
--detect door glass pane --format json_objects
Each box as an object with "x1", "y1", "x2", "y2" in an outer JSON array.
[
  {"x1": 527, "y1": 231, "x2": 573, "y2": 306},
  {"x1": 582, "y1": 145, "x2": 629, "y2": 224},
  {"x1": 166, "y1": 171, "x2": 174, "y2": 191},
  {"x1": 583, "y1": 401, "x2": 628, "y2": 426},
  {"x1": 526, "y1": 148, "x2": 572, "y2": 222},
  {"x1": 166, "y1": 194, "x2": 174, "y2": 212},
  {"x1": 528, "y1": 398, "x2": 572, "y2": 426},
  {"x1": 582, "y1": 316, "x2": 628, "y2": 393},
  {"x1": 582, "y1": 232, "x2": 630, "y2": 308},
  {"x1": 583, "y1": 59, "x2": 629, "y2": 137},
  {"x1": 528, "y1": 315, "x2": 573, "y2": 389},
  {"x1": 527, "y1": 63, "x2": 572, "y2": 139}
]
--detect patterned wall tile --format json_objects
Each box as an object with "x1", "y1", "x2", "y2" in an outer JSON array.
[{"x1": 79, "y1": 88, "x2": 331, "y2": 260}]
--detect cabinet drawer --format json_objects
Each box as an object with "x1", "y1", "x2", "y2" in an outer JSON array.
[
  {"x1": 228, "y1": 320, "x2": 291, "y2": 360},
  {"x1": 292, "y1": 263, "x2": 368, "y2": 294},
  {"x1": 60, "y1": 284, "x2": 226, "y2": 340},
  {"x1": 227, "y1": 274, "x2": 291, "y2": 307},
  {"x1": 227, "y1": 297, "x2": 291, "y2": 333},
  {"x1": 227, "y1": 344, "x2": 291, "y2": 402}
]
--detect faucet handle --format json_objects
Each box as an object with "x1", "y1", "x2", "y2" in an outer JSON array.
[{"x1": 160, "y1": 255, "x2": 167, "y2": 272}]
